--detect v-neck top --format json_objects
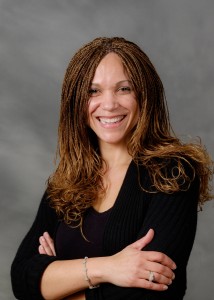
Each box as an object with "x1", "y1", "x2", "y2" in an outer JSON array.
[
  {"x1": 55, "y1": 207, "x2": 112, "y2": 259},
  {"x1": 55, "y1": 161, "x2": 133, "y2": 260}
]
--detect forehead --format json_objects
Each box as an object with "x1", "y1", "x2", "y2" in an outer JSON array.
[
  {"x1": 97, "y1": 52, "x2": 123, "y2": 68},
  {"x1": 92, "y1": 53, "x2": 128, "y2": 82}
]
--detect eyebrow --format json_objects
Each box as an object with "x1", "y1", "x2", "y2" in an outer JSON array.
[{"x1": 90, "y1": 80, "x2": 132, "y2": 86}]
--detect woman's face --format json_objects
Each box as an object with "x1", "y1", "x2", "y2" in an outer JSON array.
[{"x1": 88, "y1": 53, "x2": 139, "y2": 148}]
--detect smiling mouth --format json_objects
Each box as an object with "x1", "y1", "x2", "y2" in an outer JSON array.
[{"x1": 98, "y1": 116, "x2": 125, "y2": 124}]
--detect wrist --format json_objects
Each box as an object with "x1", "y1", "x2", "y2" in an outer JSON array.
[
  {"x1": 86, "y1": 256, "x2": 112, "y2": 286},
  {"x1": 83, "y1": 257, "x2": 100, "y2": 289}
]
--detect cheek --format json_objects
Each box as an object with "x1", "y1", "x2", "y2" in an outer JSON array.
[
  {"x1": 131, "y1": 101, "x2": 140, "y2": 121},
  {"x1": 87, "y1": 101, "x2": 97, "y2": 127},
  {"x1": 88, "y1": 98, "x2": 99, "y2": 115}
]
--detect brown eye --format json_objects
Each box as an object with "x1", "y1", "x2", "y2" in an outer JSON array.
[
  {"x1": 120, "y1": 87, "x2": 131, "y2": 92},
  {"x1": 117, "y1": 86, "x2": 132, "y2": 94},
  {"x1": 89, "y1": 88, "x2": 99, "y2": 96}
]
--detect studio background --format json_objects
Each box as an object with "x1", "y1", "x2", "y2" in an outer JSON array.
[{"x1": 0, "y1": 0, "x2": 213, "y2": 299}]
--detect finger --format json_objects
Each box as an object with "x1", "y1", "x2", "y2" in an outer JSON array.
[
  {"x1": 38, "y1": 244, "x2": 47, "y2": 255},
  {"x1": 144, "y1": 251, "x2": 176, "y2": 270},
  {"x1": 41, "y1": 232, "x2": 56, "y2": 256},
  {"x1": 145, "y1": 260, "x2": 175, "y2": 280},
  {"x1": 39, "y1": 236, "x2": 54, "y2": 256},
  {"x1": 141, "y1": 268, "x2": 174, "y2": 286},
  {"x1": 131, "y1": 229, "x2": 155, "y2": 250},
  {"x1": 135, "y1": 278, "x2": 169, "y2": 291},
  {"x1": 147, "y1": 270, "x2": 173, "y2": 286},
  {"x1": 43, "y1": 232, "x2": 56, "y2": 256}
]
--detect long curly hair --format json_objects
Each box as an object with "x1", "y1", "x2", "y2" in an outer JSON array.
[{"x1": 47, "y1": 37, "x2": 213, "y2": 227}]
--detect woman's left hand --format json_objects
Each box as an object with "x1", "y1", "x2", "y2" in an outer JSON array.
[{"x1": 38, "y1": 232, "x2": 56, "y2": 256}]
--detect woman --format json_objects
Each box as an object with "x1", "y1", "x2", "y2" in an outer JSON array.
[{"x1": 11, "y1": 37, "x2": 213, "y2": 300}]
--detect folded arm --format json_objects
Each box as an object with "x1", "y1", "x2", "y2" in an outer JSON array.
[{"x1": 38, "y1": 229, "x2": 175, "y2": 299}]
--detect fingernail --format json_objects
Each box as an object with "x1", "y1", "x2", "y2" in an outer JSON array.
[
  {"x1": 172, "y1": 264, "x2": 177, "y2": 270},
  {"x1": 168, "y1": 280, "x2": 172, "y2": 285},
  {"x1": 172, "y1": 273, "x2": 175, "y2": 280},
  {"x1": 163, "y1": 285, "x2": 168, "y2": 290}
]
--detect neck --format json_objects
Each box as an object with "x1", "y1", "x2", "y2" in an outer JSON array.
[{"x1": 99, "y1": 142, "x2": 132, "y2": 168}]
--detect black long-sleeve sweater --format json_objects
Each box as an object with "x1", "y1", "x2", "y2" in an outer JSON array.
[{"x1": 11, "y1": 160, "x2": 199, "y2": 299}]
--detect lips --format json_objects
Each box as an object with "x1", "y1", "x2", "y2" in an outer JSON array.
[{"x1": 98, "y1": 115, "x2": 125, "y2": 124}]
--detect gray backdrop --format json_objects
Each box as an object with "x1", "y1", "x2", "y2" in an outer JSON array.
[{"x1": 0, "y1": 0, "x2": 213, "y2": 299}]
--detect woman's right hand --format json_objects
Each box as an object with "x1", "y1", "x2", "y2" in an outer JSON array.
[
  {"x1": 38, "y1": 231, "x2": 56, "y2": 256},
  {"x1": 89, "y1": 229, "x2": 176, "y2": 291}
]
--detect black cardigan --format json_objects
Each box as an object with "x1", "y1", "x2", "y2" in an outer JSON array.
[{"x1": 11, "y1": 160, "x2": 199, "y2": 299}]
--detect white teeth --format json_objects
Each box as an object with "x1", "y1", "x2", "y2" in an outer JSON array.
[{"x1": 99, "y1": 116, "x2": 124, "y2": 124}]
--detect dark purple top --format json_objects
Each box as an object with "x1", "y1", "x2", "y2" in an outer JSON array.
[{"x1": 55, "y1": 207, "x2": 112, "y2": 259}]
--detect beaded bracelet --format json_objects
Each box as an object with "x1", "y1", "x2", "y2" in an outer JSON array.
[{"x1": 83, "y1": 256, "x2": 100, "y2": 289}]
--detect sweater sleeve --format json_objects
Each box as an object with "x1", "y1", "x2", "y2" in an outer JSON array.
[
  {"x1": 86, "y1": 164, "x2": 199, "y2": 300},
  {"x1": 11, "y1": 192, "x2": 59, "y2": 300},
  {"x1": 135, "y1": 174, "x2": 199, "y2": 299}
]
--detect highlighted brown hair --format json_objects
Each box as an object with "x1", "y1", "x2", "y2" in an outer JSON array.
[{"x1": 47, "y1": 37, "x2": 213, "y2": 227}]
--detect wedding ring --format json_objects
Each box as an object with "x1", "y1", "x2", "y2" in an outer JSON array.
[{"x1": 149, "y1": 271, "x2": 155, "y2": 282}]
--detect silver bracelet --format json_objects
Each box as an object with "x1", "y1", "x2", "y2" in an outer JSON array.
[{"x1": 83, "y1": 256, "x2": 100, "y2": 289}]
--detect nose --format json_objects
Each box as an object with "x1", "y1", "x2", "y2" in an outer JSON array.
[{"x1": 100, "y1": 91, "x2": 119, "y2": 111}]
